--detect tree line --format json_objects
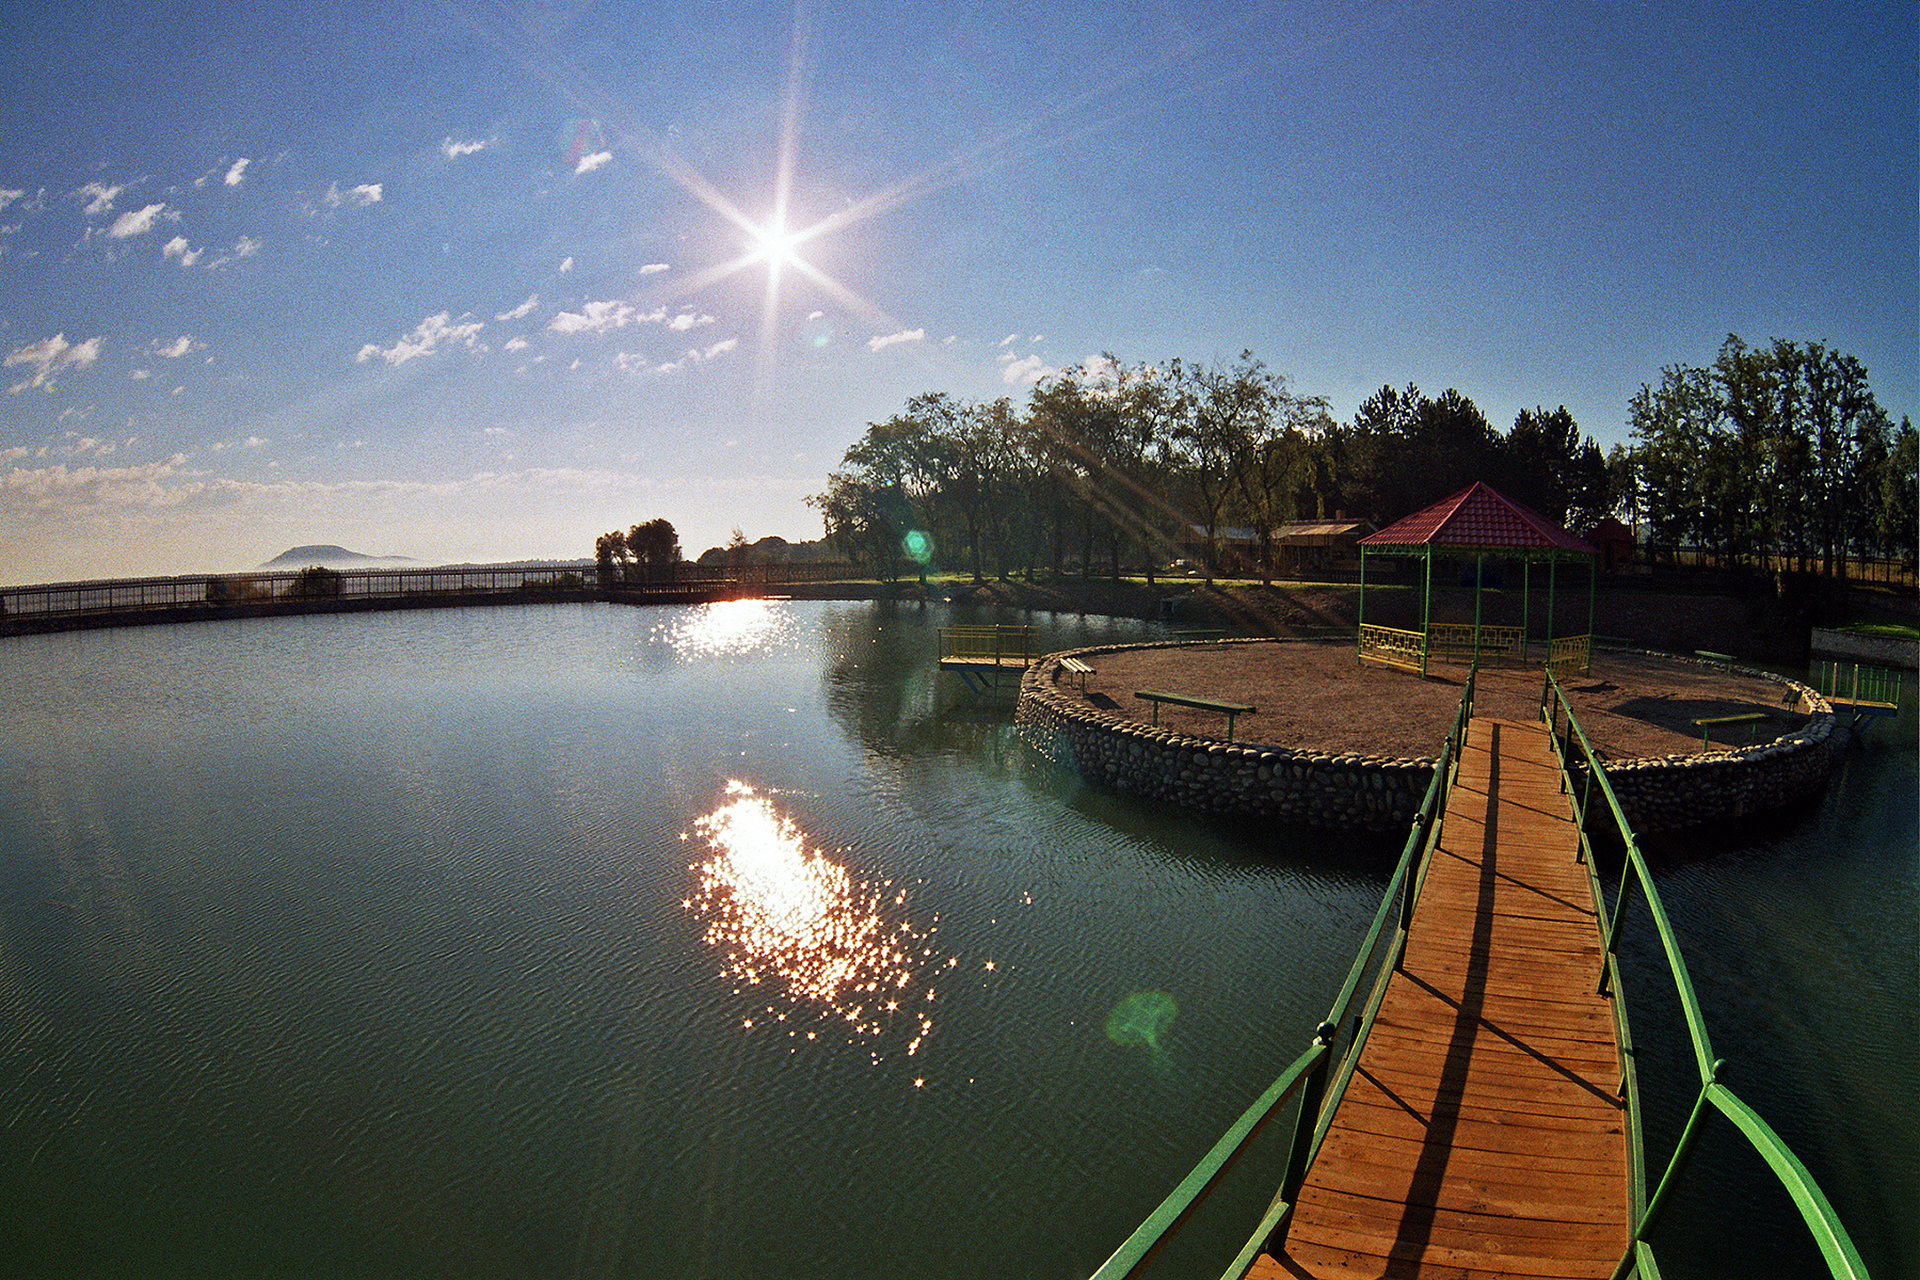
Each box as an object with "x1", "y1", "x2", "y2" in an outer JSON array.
[
  {"x1": 808, "y1": 351, "x2": 1620, "y2": 584},
  {"x1": 1622, "y1": 336, "x2": 1915, "y2": 576},
  {"x1": 807, "y1": 339, "x2": 1914, "y2": 586}
]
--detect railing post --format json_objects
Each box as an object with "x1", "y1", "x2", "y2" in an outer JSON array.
[
  {"x1": 1599, "y1": 869, "x2": 1634, "y2": 998},
  {"x1": 1611, "y1": 1061, "x2": 1725, "y2": 1280},
  {"x1": 1395, "y1": 817, "x2": 1428, "y2": 970},
  {"x1": 1274, "y1": 1021, "x2": 1338, "y2": 1230}
]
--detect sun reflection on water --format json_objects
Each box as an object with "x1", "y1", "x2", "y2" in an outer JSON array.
[
  {"x1": 686, "y1": 782, "x2": 941, "y2": 1056},
  {"x1": 662, "y1": 598, "x2": 795, "y2": 660}
]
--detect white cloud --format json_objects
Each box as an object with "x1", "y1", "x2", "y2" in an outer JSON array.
[
  {"x1": 163, "y1": 235, "x2": 203, "y2": 267},
  {"x1": 639, "y1": 262, "x2": 669, "y2": 275},
  {"x1": 76, "y1": 181, "x2": 126, "y2": 216},
  {"x1": 6, "y1": 333, "x2": 103, "y2": 393},
  {"x1": 441, "y1": 137, "x2": 491, "y2": 159},
  {"x1": 558, "y1": 256, "x2": 574, "y2": 273},
  {"x1": 1000, "y1": 354, "x2": 1053, "y2": 385},
  {"x1": 325, "y1": 182, "x2": 383, "y2": 208},
  {"x1": 574, "y1": 150, "x2": 612, "y2": 175},
  {"x1": 243, "y1": 436, "x2": 268, "y2": 448},
  {"x1": 504, "y1": 336, "x2": 529, "y2": 352},
  {"x1": 154, "y1": 335, "x2": 198, "y2": 359},
  {"x1": 997, "y1": 333, "x2": 1019, "y2": 348},
  {"x1": 867, "y1": 328, "x2": 925, "y2": 353},
  {"x1": 228, "y1": 236, "x2": 262, "y2": 259},
  {"x1": 108, "y1": 203, "x2": 168, "y2": 239},
  {"x1": 666, "y1": 311, "x2": 714, "y2": 332},
  {"x1": 484, "y1": 427, "x2": 512, "y2": 437},
  {"x1": 644, "y1": 338, "x2": 739, "y2": 376},
  {"x1": 0, "y1": 188, "x2": 26, "y2": 213},
  {"x1": 224, "y1": 158, "x2": 250, "y2": 187},
  {"x1": 550, "y1": 300, "x2": 643, "y2": 334},
  {"x1": 496, "y1": 294, "x2": 539, "y2": 321},
  {"x1": 129, "y1": 368, "x2": 151, "y2": 380},
  {"x1": 355, "y1": 312, "x2": 486, "y2": 366}
]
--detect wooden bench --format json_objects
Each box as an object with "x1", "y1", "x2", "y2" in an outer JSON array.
[
  {"x1": 1135, "y1": 690, "x2": 1255, "y2": 741},
  {"x1": 1059, "y1": 656, "x2": 1095, "y2": 693},
  {"x1": 1693, "y1": 712, "x2": 1767, "y2": 749}
]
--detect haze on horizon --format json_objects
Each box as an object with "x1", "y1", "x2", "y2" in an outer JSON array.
[{"x1": 2, "y1": 0, "x2": 1913, "y2": 587}]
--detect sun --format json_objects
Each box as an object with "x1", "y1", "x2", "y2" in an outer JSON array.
[{"x1": 751, "y1": 215, "x2": 801, "y2": 268}]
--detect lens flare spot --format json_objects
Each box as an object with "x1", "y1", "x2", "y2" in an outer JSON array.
[
  {"x1": 1105, "y1": 991, "x2": 1178, "y2": 1075},
  {"x1": 901, "y1": 529, "x2": 934, "y2": 564},
  {"x1": 686, "y1": 782, "x2": 947, "y2": 1057}
]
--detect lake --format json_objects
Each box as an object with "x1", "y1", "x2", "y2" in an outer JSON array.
[{"x1": 0, "y1": 600, "x2": 1911, "y2": 1278}]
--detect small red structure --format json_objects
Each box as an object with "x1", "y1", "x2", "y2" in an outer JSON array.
[
  {"x1": 1583, "y1": 516, "x2": 1636, "y2": 572},
  {"x1": 1356, "y1": 482, "x2": 1600, "y2": 676}
]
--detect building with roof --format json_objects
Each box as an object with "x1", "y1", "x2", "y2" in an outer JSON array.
[{"x1": 1356, "y1": 482, "x2": 1600, "y2": 677}]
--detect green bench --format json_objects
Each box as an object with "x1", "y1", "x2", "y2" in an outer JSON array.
[
  {"x1": 1693, "y1": 712, "x2": 1767, "y2": 750},
  {"x1": 1135, "y1": 690, "x2": 1255, "y2": 741},
  {"x1": 1694, "y1": 649, "x2": 1735, "y2": 670}
]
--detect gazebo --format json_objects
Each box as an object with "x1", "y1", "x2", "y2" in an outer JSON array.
[{"x1": 1355, "y1": 482, "x2": 1599, "y2": 678}]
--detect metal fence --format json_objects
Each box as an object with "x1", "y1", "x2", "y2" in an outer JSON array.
[{"x1": 0, "y1": 560, "x2": 859, "y2": 624}]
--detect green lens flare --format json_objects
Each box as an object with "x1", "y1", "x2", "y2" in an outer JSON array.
[
  {"x1": 1104, "y1": 990, "x2": 1177, "y2": 1048},
  {"x1": 901, "y1": 529, "x2": 933, "y2": 564}
]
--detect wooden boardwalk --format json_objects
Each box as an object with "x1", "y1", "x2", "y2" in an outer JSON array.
[{"x1": 1254, "y1": 716, "x2": 1628, "y2": 1280}]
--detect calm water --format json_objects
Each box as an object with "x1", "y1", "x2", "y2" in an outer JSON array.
[{"x1": 0, "y1": 601, "x2": 1911, "y2": 1279}]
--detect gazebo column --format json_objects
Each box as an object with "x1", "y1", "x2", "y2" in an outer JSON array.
[
  {"x1": 1421, "y1": 549, "x2": 1433, "y2": 677},
  {"x1": 1356, "y1": 547, "x2": 1367, "y2": 665},
  {"x1": 1586, "y1": 557, "x2": 1597, "y2": 674},
  {"x1": 1548, "y1": 556, "x2": 1558, "y2": 661},
  {"x1": 1522, "y1": 557, "x2": 1531, "y2": 663},
  {"x1": 1472, "y1": 551, "x2": 1485, "y2": 665}
]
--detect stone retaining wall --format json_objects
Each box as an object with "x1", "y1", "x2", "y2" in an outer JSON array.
[
  {"x1": 1014, "y1": 641, "x2": 1836, "y2": 836},
  {"x1": 1576, "y1": 650, "x2": 1836, "y2": 835},
  {"x1": 1015, "y1": 641, "x2": 1435, "y2": 833}
]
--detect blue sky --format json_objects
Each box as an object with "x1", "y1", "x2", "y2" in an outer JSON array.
[{"x1": 2, "y1": 0, "x2": 1913, "y2": 583}]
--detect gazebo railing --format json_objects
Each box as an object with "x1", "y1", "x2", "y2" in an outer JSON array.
[
  {"x1": 1357, "y1": 624, "x2": 1425, "y2": 673},
  {"x1": 1548, "y1": 634, "x2": 1593, "y2": 678},
  {"x1": 1427, "y1": 622, "x2": 1524, "y2": 664}
]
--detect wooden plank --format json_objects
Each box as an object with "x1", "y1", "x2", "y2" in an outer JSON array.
[{"x1": 1262, "y1": 716, "x2": 1627, "y2": 1280}]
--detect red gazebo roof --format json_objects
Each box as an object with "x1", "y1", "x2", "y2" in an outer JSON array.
[{"x1": 1360, "y1": 482, "x2": 1598, "y2": 555}]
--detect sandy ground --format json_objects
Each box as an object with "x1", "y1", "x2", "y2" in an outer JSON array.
[{"x1": 1057, "y1": 640, "x2": 1811, "y2": 761}]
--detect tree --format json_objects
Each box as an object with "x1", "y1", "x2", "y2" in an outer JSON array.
[
  {"x1": 1216, "y1": 357, "x2": 1323, "y2": 583},
  {"x1": 1874, "y1": 418, "x2": 1917, "y2": 571},
  {"x1": 627, "y1": 518, "x2": 681, "y2": 577},
  {"x1": 1629, "y1": 363, "x2": 1725, "y2": 563},
  {"x1": 1164, "y1": 355, "x2": 1273, "y2": 581},
  {"x1": 808, "y1": 471, "x2": 909, "y2": 581},
  {"x1": 595, "y1": 530, "x2": 628, "y2": 585},
  {"x1": 1029, "y1": 364, "x2": 1132, "y2": 578},
  {"x1": 1503, "y1": 406, "x2": 1610, "y2": 529}
]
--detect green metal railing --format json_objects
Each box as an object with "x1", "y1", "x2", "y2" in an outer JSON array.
[
  {"x1": 1540, "y1": 669, "x2": 1869, "y2": 1280},
  {"x1": 936, "y1": 625, "x2": 1039, "y2": 665},
  {"x1": 1809, "y1": 659, "x2": 1904, "y2": 711},
  {"x1": 1088, "y1": 666, "x2": 1479, "y2": 1280}
]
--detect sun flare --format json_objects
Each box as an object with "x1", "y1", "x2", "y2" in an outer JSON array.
[{"x1": 751, "y1": 216, "x2": 801, "y2": 268}]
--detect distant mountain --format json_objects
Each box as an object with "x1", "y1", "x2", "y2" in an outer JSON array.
[{"x1": 259, "y1": 544, "x2": 415, "y2": 569}]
